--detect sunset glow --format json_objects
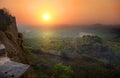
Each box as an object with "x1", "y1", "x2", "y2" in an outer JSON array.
[
  {"x1": 0, "y1": 0, "x2": 120, "y2": 27},
  {"x1": 43, "y1": 13, "x2": 51, "y2": 21}
]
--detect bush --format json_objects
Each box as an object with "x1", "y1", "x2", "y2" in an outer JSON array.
[
  {"x1": 82, "y1": 35, "x2": 103, "y2": 45},
  {"x1": 52, "y1": 63, "x2": 73, "y2": 78}
]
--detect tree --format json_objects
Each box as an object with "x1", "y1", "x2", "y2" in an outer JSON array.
[
  {"x1": 82, "y1": 35, "x2": 103, "y2": 45},
  {"x1": 52, "y1": 63, "x2": 73, "y2": 78}
]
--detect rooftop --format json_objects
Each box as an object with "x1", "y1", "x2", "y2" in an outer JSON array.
[
  {"x1": 0, "y1": 44, "x2": 30, "y2": 78},
  {"x1": 0, "y1": 60, "x2": 29, "y2": 78}
]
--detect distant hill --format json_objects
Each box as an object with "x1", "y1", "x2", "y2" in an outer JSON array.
[{"x1": 18, "y1": 24, "x2": 120, "y2": 39}]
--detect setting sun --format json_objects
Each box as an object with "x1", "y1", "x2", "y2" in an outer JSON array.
[{"x1": 43, "y1": 13, "x2": 51, "y2": 21}]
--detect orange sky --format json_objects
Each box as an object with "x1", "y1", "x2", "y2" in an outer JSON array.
[{"x1": 0, "y1": 0, "x2": 120, "y2": 26}]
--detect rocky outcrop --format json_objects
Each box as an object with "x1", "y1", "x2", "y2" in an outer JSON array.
[
  {"x1": 0, "y1": 9, "x2": 27, "y2": 63},
  {"x1": 0, "y1": 9, "x2": 36, "y2": 78}
]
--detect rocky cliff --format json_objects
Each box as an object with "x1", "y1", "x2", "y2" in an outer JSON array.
[{"x1": 0, "y1": 9, "x2": 36, "y2": 78}]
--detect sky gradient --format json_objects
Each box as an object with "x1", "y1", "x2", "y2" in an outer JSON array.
[{"x1": 0, "y1": 0, "x2": 120, "y2": 27}]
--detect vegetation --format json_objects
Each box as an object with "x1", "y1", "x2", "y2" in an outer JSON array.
[
  {"x1": 32, "y1": 60, "x2": 73, "y2": 78},
  {"x1": 23, "y1": 33, "x2": 120, "y2": 78},
  {"x1": 52, "y1": 63, "x2": 73, "y2": 78}
]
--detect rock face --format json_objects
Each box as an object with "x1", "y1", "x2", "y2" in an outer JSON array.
[
  {"x1": 0, "y1": 9, "x2": 36, "y2": 78},
  {"x1": 0, "y1": 9, "x2": 27, "y2": 63}
]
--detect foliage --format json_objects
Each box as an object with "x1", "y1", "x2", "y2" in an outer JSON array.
[
  {"x1": 33, "y1": 59, "x2": 51, "y2": 78},
  {"x1": 82, "y1": 35, "x2": 103, "y2": 45},
  {"x1": 23, "y1": 34, "x2": 120, "y2": 78},
  {"x1": 52, "y1": 63, "x2": 73, "y2": 78},
  {"x1": 24, "y1": 47, "x2": 37, "y2": 64}
]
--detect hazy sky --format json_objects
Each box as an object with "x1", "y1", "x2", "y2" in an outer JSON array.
[{"x1": 0, "y1": 0, "x2": 120, "y2": 27}]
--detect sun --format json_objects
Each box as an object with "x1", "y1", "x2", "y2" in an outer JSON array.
[{"x1": 43, "y1": 13, "x2": 51, "y2": 21}]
